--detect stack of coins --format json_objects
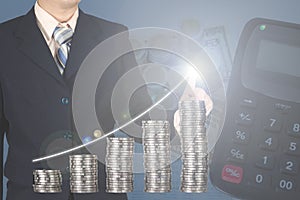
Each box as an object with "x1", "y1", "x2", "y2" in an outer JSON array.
[
  {"x1": 142, "y1": 120, "x2": 171, "y2": 193},
  {"x1": 179, "y1": 100, "x2": 208, "y2": 193},
  {"x1": 33, "y1": 169, "x2": 62, "y2": 193},
  {"x1": 69, "y1": 154, "x2": 98, "y2": 193},
  {"x1": 106, "y1": 137, "x2": 134, "y2": 193}
]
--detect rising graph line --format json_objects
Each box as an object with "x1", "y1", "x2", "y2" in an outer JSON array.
[{"x1": 32, "y1": 77, "x2": 188, "y2": 163}]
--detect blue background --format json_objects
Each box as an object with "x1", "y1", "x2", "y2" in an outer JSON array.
[{"x1": 1, "y1": 0, "x2": 300, "y2": 199}]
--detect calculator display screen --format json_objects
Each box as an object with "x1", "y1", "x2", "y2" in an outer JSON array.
[
  {"x1": 241, "y1": 21, "x2": 300, "y2": 103},
  {"x1": 256, "y1": 39, "x2": 300, "y2": 77}
]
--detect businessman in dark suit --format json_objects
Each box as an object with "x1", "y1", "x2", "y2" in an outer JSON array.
[
  {"x1": 0, "y1": 0, "x2": 150, "y2": 199},
  {"x1": 0, "y1": 0, "x2": 214, "y2": 199}
]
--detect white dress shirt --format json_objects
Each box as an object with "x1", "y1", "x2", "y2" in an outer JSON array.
[{"x1": 34, "y1": 1, "x2": 79, "y2": 74}]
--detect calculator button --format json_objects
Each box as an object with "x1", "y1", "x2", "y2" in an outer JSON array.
[
  {"x1": 249, "y1": 171, "x2": 272, "y2": 189},
  {"x1": 221, "y1": 164, "x2": 243, "y2": 184},
  {"x1": 232, "y1": 128, "x2": 250, "y2": 144},
  {"x1": 236, "y1": 111, "x2": 254, "y2": 126},
  {"x1": 275, "y1": 176, "x2": 296, "y2": 192},
  {"x1": 259, "y1": 135, "x2": 278, "y2": 151},
  {"x1": 263, "y1": 115, "x2": 282, "y2": 132},
  {"x1": 287, "y1": 121, "x2": 300, "y2": 138},
  {"x1": 240, "y1": 98, "x2": 257, "y2": 108},
  {"x1": 280, "y1": 158, "x2": 299, "y2": 175},
  {"x1": 274, "y1": 103, "x2": 291, "y2": 114},
  {"x1": 284, "y1": 139, "x2": 300, "y2": 156},
  {"x1": 255, "y1": 154, "x2": 275, "y2": 170},
  {"x1": 227, "y1": 147, "x2": 246, "y2": 163}
]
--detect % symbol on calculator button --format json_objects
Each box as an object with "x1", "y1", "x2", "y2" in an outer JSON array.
[
  {"x1": 222, "y1": 165, "x2": 243, "y2": 184},
  {"x1": 230, "y1": 149, "x2": 245, "y2": 160},
  {"x1": 236, "y1": 131, "x2": 246, "y2": 140},
  {"x1": 225, "y1": 167, "x2": 240, "y2": 178}
]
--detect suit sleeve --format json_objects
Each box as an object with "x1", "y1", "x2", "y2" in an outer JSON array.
[
  {"x1": 94, "y1": 26, "x2": 152, "y2": 140},
  {"x1": 0, "y1": 83, "x2": 8, "y2": 200},
  {"x1": 117, "y1": 30, "x2": 178, "y2": 141},
  {"x1": 114, "y1": 29, "x2": 153, "y2": 140}
]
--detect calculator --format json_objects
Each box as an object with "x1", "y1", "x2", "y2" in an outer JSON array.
[{"x1": 210, "y1": 18, "x2": 300, "y2": 200}]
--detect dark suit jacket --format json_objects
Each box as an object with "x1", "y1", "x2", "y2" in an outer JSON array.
[{"x1": 0, "y1": 7, "x2": 151, "y2": 200}]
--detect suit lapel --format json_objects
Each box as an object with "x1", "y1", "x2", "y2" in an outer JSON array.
[
  {"x1": 15, "y1": 9, "x2": 104, "y2": 84},
  {"x1": 15, "y1": 8, "x2": 65, "y2": 85},
  {"x1": 64, "y1": 10, "x2": 103, "y2": 80}
]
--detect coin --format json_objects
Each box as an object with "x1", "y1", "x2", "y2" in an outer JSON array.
[
  {"x1": 69, "y1": 154, "x2": 98, "y2": 193},
  {"x1": 106, "y1": 137, "x2": 134, "y2": 193},
  {"x1": 178, "y1": 100, "x2": 208, "y2": 193},
  {"x1": 33, "y1": 169, "x2": 62, "y2": 193},
  {"x1": 142, "y1": 120, "x2": 172, "y2": 193}
]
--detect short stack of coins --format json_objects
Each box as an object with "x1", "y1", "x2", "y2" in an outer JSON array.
[
  {"x1": 69, "y1": 154, "x2": 98, "y2": 193},
  {"x1": 105, "y1": 137, "x2": 134, "y2": 193},
  {"x1": 33, "y1": 169, "x2": 62, "y2": 193},
  {"x1": 142, "y1": 120, "x2": 171, "y2": 193},
  {"x1": 179, "y1": 100, "x2": 208, "y2": 193}
]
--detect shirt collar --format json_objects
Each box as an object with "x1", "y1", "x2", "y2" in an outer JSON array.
[{"x1": 34, "y1": 1, "x2": 79, "y2": 42}]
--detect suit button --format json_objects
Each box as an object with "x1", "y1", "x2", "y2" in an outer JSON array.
[
  {"x1": 61, "y1": 97, "x2": 69, "y2": 105},
  {"x1": 66, "y1": 166, "x2": 70, "y2": 172},
  {"x1": 64, "y1": 131, "x2": 73, "y2": 140}
]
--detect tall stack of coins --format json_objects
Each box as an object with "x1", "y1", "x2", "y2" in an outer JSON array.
[
  {"x1": 142, "y1": 120, "x2": 171, "y2": 193},
  {"x1": 179, "y1": 100, "x2": 208, "y2": 193},
  {"x1": 69, "y1": 154, "x2": 98, "y2": 193},
  {"x1": 33, "y1": 169, "x2": 62, "y2": 193},
  {"x1": 106, "y1": 137, "x2": 134, "y2": 193}
]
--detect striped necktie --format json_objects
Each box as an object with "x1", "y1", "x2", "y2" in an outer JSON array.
[{"x1": 53, "y1": 26, "x2": 73, "y2": 74}]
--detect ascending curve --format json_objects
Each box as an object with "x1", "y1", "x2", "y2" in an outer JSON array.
[{"x1": 32, "y1": 78, "x2": 187, "y2": 163}]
